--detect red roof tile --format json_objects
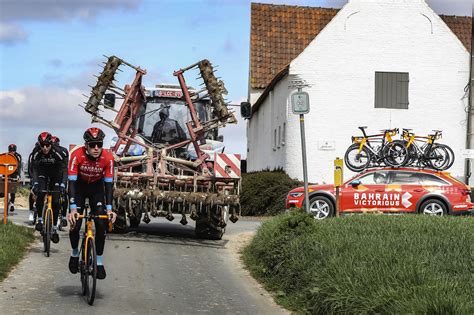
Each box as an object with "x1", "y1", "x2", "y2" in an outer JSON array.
[{"x1": 250, "y1": 3, "x2": 472, "y2": 90}]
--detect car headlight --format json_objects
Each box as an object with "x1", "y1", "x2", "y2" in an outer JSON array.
[{"x1": 289, "y1": 192, "x2": 304, "y2": 198}]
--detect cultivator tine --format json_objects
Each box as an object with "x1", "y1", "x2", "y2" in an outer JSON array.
[
  {"x1": 198, "y1": 59, "x2": 236, "y2": 123},
  {"x1": 85, "y1": 56, "x2": 122, "y2": 115}
]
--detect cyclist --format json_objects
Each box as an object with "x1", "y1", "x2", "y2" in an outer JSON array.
[
  {"x1": 51, "y1": 136, "x2": 69, "y2": 227},
  {"x1": 7, "y1": 144, "x2": 22, "y2": 212},
  {"x1": 68, "y1": 127, "x2": 116, "y2": 280},
  {"x1": 30, "y1": 132, "x2": 68, "y2": 243}
]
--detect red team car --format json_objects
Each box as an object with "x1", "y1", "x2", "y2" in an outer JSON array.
[{"x1": 286, "y1": 168, "x2": 474, "y2": 219}]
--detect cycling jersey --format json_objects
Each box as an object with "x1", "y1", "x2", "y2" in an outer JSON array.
[
  {"x1": 29, "y1": 145, "x2": 68, "y2": 184},
  {"x1": 68, "y1": 146, "x2": 114, "y2": 211},
  {"x1": 68, "y1": 146, "x2": 114, "y2": 183}
]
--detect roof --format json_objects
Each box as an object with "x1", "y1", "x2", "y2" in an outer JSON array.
[
  {"x1": 439, "y1": 14, "x2": 472, "y2": 53},
  {"x1": 250, "y1": 2, "x2": 472, "y2": 91}
]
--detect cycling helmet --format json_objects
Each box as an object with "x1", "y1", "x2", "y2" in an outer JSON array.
[
  {"x1": 83, "y1": 127, "x2": 105, "y2": 142},
  {"x1": 8, "y1": 144, "x2": 16, "y2": 152},
  {"x1": 51, "y1": 136, "x2": 60, "y2": 145},
  {"x1": 38, "y1": 132, "x2": 52, "y2": 145}
]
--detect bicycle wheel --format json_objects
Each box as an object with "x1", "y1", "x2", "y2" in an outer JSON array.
[
  {"x1": 344, "y1": 144, "x2": 371, "y2": 172},
  {"x1": 383, "y1": 140, "x2": 408, "y2": 167},
  {"x1": 427, "y1": 145, "x2": 450, "y2": 170},
  {"x1": 80, "y1": 238, "x2": 87, "y2": 296},
  {"x1": 43, "y1": 209, "x2": 52, "y2": 257},
  {"x1": 437, "y1": 144, "x2": 455, "y2": 170},
  {"x1": 85, "y1": 237, "x2": 97, "y2": 305}
]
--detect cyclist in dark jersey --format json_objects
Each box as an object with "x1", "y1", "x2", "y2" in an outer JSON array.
[
  {"x1": 51, "y1": 136, "x2": 69, "y2": 227},
  {"x1": 68, "y1": 127, "x2": 116, "y2": 280},
  {"x1": 30, "y1": 132, "x2": 68, "y2": 243}
]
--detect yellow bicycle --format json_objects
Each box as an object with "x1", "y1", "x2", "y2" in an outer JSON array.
[
  {"x1": 73, "y1": 203, "x2": 112, "y2": 305},
  {"x1": 40, "y1": 189, "x2": 58, "y2": 257}
]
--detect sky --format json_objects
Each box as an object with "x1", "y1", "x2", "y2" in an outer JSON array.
[{"x1": 0, "y1": 0, "x2": 472, "y2": 162}]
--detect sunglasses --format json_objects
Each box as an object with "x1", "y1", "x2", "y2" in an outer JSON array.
[
  {"x1": 88, "y1": 142, "x2": 103, "y2": 149},
  {"x1": 40, "y1": 143, "x2": 51, "y2": 148}
]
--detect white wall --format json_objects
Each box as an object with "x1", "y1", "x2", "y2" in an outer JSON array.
[
  {"x1": 250, "y1": 0, "x2": 469, "y2": 183},
  {"x1": 247, "y1": 76, "x2": 289, "y2": 171}
]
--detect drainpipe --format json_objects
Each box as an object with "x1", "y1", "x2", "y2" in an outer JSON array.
[{"x1": 465, "y1": 5, "x2": 474, "y2": 185}]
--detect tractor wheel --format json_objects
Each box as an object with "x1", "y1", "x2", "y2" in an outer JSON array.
[
  {"x1": 112, "y1": 206, "x2": 128, "y2": 234},
  {"x1": 195, "y1": 205, "x2": 228, "y2": 240}
]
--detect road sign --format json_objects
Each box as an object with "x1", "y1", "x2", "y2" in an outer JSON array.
[
  {"x1": 291, "y1": 91, "x2": 310, "y2": 114},
  {"x1": 461, "y1": 149, "x2": 474, "y2": 159},
  {"x1": 0, "y1": 153, "x2": 18, "y2": 176}
]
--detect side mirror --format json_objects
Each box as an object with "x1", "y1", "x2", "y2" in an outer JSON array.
[
  {"x1": 350, "y1": 179, "x2": 361, "y2": 187},
  {"x1": 104, "y1": 93, "x2": 116, "y2": 108},
  {"x1": 240, "y1": 101, "x2": 251, "y2": 119}
]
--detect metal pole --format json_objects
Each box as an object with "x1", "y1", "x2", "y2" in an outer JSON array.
[
  {"x1": 335, "y1": 186, "x2": 340, "y2": 217},
  {"x1": 465, "y1": 3, "x2": 474, "y2": 184},
  {"x1": 300, "y1": 114, "x2": 310, "y2": 213},
  {"x1": 3, "y1": 170, "x2": 8, "y2": 225}
]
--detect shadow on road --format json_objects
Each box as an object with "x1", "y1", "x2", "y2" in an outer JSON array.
[
  {"x1": 56, "y1": 285, "x2": 104, "y2": 300},
  {"x1": 107, "y1": 221, "x2": 228, "y2": 249}
]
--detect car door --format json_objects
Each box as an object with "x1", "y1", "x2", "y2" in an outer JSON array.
[
  {"x1": 340, "y1": 170, "x2": 390, "y2": 212},
  {"x1": 386, "y1": 170, "x2": 423, "y2": 212}
]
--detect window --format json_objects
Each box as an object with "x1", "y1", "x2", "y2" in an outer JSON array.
[
  {"x1": 375, "y1": 72, "x2": 409, "y2": 109},
  {"x1": 390, "y1": 172, "x2": 421, "y2": 185},
  {"x1": 419, "y1": 174, "x2": 449, "y2": 186},
  {"x1": 358, "y1": 171, "x2": 389, "y2": 185},
  {"x1": 282, "y1": 123, "x2": 286, "y2": 145}
]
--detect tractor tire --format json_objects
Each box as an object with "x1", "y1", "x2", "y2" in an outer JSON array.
[
  {"x1": 195, "y1": 205, "x2": 228, "y2": 240},
  {"x1": 112, "y1": 206, "x2": 128, "y2": 234},
  {"x1": 129, "y1": 207, "x2": 143, "y2": 228}
]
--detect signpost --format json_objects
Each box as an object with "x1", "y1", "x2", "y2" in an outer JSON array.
[
  {"x1": 0, "y1": 153, "x2": 18, "y2": 224},
  {"x1": 291, "y1": 86, "x2": 310, "y2": 213}
]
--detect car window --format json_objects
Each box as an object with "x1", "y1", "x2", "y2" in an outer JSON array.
[
  {"x1": 358, "y1": 171, "x2": 389, "y2": 185},
  {"x1": 390, "y1": 172, "x2": 421, "y2": 185},
  {"x1": 419, "y1": 174, "x2": 448, "y2": 186}
]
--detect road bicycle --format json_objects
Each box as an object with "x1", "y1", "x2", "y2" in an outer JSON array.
[
  {"x1": 345, "y1": 126, "x2": 408, "y2": 172},
  {"x1": 40, "y1": 188, "x2": 60, "y2": 257},
  {"x1": 73, "y1": 202, "x2": 111, "y2": 305},
  {"x1": 400, "y1": 129, "x2": 452, "y2": 170}
]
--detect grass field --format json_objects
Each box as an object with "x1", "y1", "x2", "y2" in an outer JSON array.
[
  {"x1": 243, "y1": 210, "x2": 474, "y2": 314},
  {"x1": 0, "y1": 222, "x2": 35, "y2": 281}
]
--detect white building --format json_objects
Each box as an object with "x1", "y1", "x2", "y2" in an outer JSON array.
[{"x1": 247, "y1": 0, "x2": 472, "y2": 183}]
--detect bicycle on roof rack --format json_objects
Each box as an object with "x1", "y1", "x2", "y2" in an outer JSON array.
[
  {"x1": 344, "y1": 126, "x2": 408, "y2": 172},
  {"x1": 400, "y1": 129, "x2": 454, "y2": 171}
]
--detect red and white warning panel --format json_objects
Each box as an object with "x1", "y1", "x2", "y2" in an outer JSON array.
[{"x1": 214, "y1": 154, "x2": 241, "y2": 178}]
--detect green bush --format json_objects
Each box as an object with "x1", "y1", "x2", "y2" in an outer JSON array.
[
  {"x1": 243, "y1": 210, "x2": 474, "y2": 314},
  {"x1": 241, "y1": 170, "x2": 302, "y2": 216}
]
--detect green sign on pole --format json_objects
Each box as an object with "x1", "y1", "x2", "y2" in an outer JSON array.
[{"x1": 291, "y1": 91, "x2": 310, "y2": 114}]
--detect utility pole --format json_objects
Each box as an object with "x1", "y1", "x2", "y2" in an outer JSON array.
[{"x1": 465, "y1": 4, "x2": 474, "y2": 185}]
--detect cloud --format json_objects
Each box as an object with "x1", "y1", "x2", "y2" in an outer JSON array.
[
  {"x1": 0, "y1": 0, "x2": 142, "y2": 45},
  {"x1": 0, "y1": 22, "x2": 27, "y2": 44},
  {"x1": 1, "y1": 0, "x2": 142, "y2": 22}
]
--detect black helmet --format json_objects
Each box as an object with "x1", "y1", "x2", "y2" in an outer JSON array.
[
  {"x1": 38, "y1": 132, "x2": 52, "y2": 145},
  {"x1": 8, "y1": 144, "x2": 16, "y2": 152},
  {"x1": 51, "y1": 136, "x2": 60, "y2": 145},
  {"x1": 83, "y1": 127, "x2": 105, "y2": 142}
]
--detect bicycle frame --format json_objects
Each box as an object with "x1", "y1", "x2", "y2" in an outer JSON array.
[{"x1": 78, "y1": 210, "x2": 109, "y2": 267}]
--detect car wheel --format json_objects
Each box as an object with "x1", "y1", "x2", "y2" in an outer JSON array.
[
  {"x1": 308, "y1": 196, "x2": 334, "y2": 220},
  {"x1": 419, "y1": 199, "x2": 447, "y2": 216}
]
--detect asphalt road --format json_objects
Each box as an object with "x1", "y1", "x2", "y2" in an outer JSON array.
[{"x1": 0, "y1": 208, "x2": 288, "y2": 315}]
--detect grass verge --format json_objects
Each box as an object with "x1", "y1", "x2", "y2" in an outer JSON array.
[
  {"x1": 243, "y1": 210, "x2": 474, "y2": 314},
  {"x1": 0, "y1": 222, "x2": 35, "y2": 281}
]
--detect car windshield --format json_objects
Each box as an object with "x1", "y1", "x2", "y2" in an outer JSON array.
[{"x1": 139, "y1": 98, "x2": 208, "y2": 140}]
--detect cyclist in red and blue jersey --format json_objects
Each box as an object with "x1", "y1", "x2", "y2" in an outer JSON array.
[{"x1": 67, "y1": 127, "x2": 116, "y2": 280}]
